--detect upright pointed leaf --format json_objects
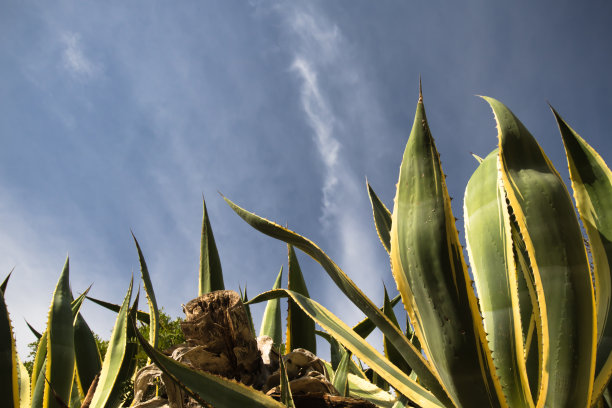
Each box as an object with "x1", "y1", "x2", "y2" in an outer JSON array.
[
  {"x1": 333, "y1": 350, "x2": 350, "y2": 397},
  {"x1": 552, "y1": 108, "x2": 612, "y2": 403},
  {"x1": 199, "y1": 195, "x2": 224, "y2": 295},
  {"x1": 26, "y1": 320, "x2": 43, "y2": 339},
  {"x1": 73, "y1": 313, "x2": 102, "y2": 397},
  {"x1": 367, "y1": 181, "x2": 392, "y2": 253},
  {"x1": 0, "y1": 287, "x2": 19, "y2": 407},
  {"x1": 259, "y1": 266, "x2": 284, "y2": 345},
  {"x1": 44, "y1": 257, "x2": 75, "y2": 408},
  {"x1": 286, "y1": 245, "x2": 316, "y2": 354},
  {"x1": 390, "y1": 94, "x2": 503, "y2": 407},
  {"x1": 240, "y1": 286, "x2": 256, "y2": 337},
  {"x1": 17, "y1": 353, "x2": 30, "y2": 407},
  {"x1": 1, "y1": 268, "x2": 13, "y2": 293},
  {"x1": 488, "y1": 96, "x2": 596, "y2": 407},
  {"x1": 133, "y1": 318, "x2": 285, "y2": 408},
  {"x1": 279, "y1": 352, "x2": 295, "y2": 407},
  {"x1": 88, "y1": 278, "x2": 134, "y2": 408},
  {"x1": 224, "y1": 196, "x2": 451, "y2": 407},
  {"x1": 132, "y1": 233, "x2": 160, "y2": 351},
  {"x1": 464, "y1": 149, "x2": 535, "y2": 407}
]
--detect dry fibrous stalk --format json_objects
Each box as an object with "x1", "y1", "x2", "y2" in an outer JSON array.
[{"x1": 179, "y1": 290, "x2": 264, "y2": 387}]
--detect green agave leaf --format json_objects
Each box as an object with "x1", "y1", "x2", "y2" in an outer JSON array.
[
  {"x1": 88, "y1": 278, "x2": 134, "y2": 408},
  {"x1": 1, "y1": 268, "x2": 13, "y2": 293},
  {"x1": 352, "y1": 293, "x2": 401, "y2": 339},
  {"x1": 249, "y1": 288, "x2": 445, "y2": 408},
  {"x1": 316, "y1": 330, "x2": 365, "y2": 379},
  {"x1": 0, "y1": 285, "x2": 19, "y2": 407},
  {"x1": 464, "y1": 149, "x2": 534, "y2": 407},
  {"x1": 367, "y1": 181, "x2": 392, "y2": 253},
  {"x1": 132, "y1": 317, "x2": 285, "y2": 408},
  {"x1": 45, "y1": 257, "x2": 75, "y2": 408},
  {"x1": 347, "y1": 373, "x2": 396, "y2": 408},
  {"x1": 333, "y1": 349, "x2": 350, "y2": 397},
  {"x1": 73, "y1": 313, "x2": 102, "y2": 397},
  {"x1": 259, "y1": 266, "x2": 284, "y2": 345},
  {"x1": 286, "y1": 245, "x2": 316, "y2": 354},
  {"x1": 132, "y1": 233, "x2": 160, "y2": 355},
  {"x1": 199, "y1": 195, "x2": 225, "y2": 295},
  {"x1": 382, "y1": 287, "x2": 411, "y2": 376},
  {"x1": 239, "y1": 285, "x2": 257, "y2": 337},
  {"x1": 31, "y1": 290, "x2": 91, "y2": 402},
  {"x1": 488, "y1": 96, "x2": 596, "y2": 407},
  {"x1": 85, "y1": 295, "x2": 150, "y2": 324},
  {"x1": 279, "y1": 350, "x2": 295, "y2": 407},
  {"x1": 224, "y1": 196, "x2": 451, "y2": 407},
  {"x1": 31, "y1": 330, "x2": 48, "y2": 399},
  {"x1": 32, "y1": 359, "x2": 47, "y2": 408},
  {"x1": 552, "y1": 108, "x2": 612, "y2": 404},
  {"x1": 390, "y1": 93, "x2": 503, "y2": 408},
  {"x1": 26, "y1": 320, "x2": 43, "y2": 339},
  {"x1": 17, "y1": 353, "x2": 30, "y2": 407}
]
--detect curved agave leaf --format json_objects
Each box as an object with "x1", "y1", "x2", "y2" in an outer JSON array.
[
  {"x1": 259, "y1": 266, "x2": 284, "y2": 345},
  {"x1": 86, "y1": 295, "x2": 150, "y2": 324},
  {"x1": 88, "y1": 278, "x2": 134, "y2": 408},
  {"x1": 0, "y1": 286, "x2": 19, "y2": 407},
  {"x1": 367, "y1": 181, "x2": 392, "y2": 253},
  {"x1": 464, "y1": 149, "x2": 534, "y2": 407},
  {"x1": 45, "y1": 257, "x2": 75, "y2": 408},
  {"x1": 390, "y1": 93, "x2": 503, "y2": 408},
  {"x1": 249, "y1": 288, "x2": 446, "y2": 408},
  {"x1": 224, "y1": 196, "x2": 452, "y2": 407},
  {"x1": 552, "y1": 108, "x2": 612, "y2": 403},
  {"x1": 132, "y1": 317, "x2": 285, "y2": 408},
  {"x1": 286, "y1": 245, "x2": 316, "y2": 354},
  {"x1": 488, "y1": 96, "x2": 596, "y2": 407},
  {"x1": 132, "y1": 233, "x2": 160, "y2": 356},
  {"x1": 352, "y1": 293, "x2": 401, "y2": 339},
  {"x1": 199, "y1": 195, "x2": 224, "y2": 295}
]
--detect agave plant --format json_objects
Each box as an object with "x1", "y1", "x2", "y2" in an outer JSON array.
[
  {"x1": 2, "y1": 89, "x2": 611, "y2": 408},
  {"x1": 220, "y1": 90, "x2": 612, "y2": 408}
]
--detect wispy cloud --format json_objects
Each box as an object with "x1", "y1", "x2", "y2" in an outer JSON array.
[
  {"x1": 61, "y1": 32, "x2": 99, "y2": 79},
  {"x1": 280, "y1": 4, "x2": 387, "y2": 328}
]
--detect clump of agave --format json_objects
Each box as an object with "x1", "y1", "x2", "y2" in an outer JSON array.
[{"x1": 1, "y1": 87, "x2": 612, "y2": 408}]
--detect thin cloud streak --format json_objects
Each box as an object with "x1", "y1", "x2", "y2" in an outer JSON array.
[
  {"x1": 282, "y1": 4, "x2": 387, "y2": 330},
  {"x1": 61, "y1": 32, "x2": 99, "y2": 79}
]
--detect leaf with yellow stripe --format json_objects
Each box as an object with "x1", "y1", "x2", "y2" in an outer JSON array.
[
  {"x1": 287, "y1": 245, "x2": 316, "y2": 354},
  {"x1": 464, "y1": 148, "x2": 535, "y2": 407},
  {"x1": 367, "y1": 181, "x2": 392, "y2": 253},
  {"x1": 249, "y1": 288, "x2": 446, "y2": 408},
  {"x1": 200, "y1": 195, "x2": 224, "y2": 295},
  {"x1": 0, "y1": 282, "x2": 19, "y2": 408},
  {"x1": 259, "y1": 266, "x2": 284, "y2": 345},
  {"x1": 44, "y1": 257, "x2": 75, "y2": 408},
  {"x1": 390, "y1": 92, "x2": 503, "y2": 408},
  {"x1": 488, "y1": 96, "x2": 596, "y2": 407},
  {"x1": 552, "y1": 107, "x2": 612, "y2": 404},
  {"x1": 224, "y1": 195, "x2": 452, "y2": 407}
]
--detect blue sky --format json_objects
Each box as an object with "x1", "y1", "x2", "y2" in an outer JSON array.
[{"x1": 2, "y1": 1, "x2": 611, "y2": 358}]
